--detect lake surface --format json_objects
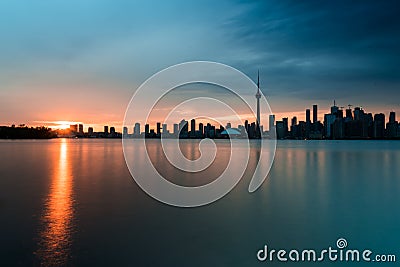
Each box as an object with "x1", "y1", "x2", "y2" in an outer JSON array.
[{"x1": 0, "y1": 139, "x2": 399, "y2": 266}]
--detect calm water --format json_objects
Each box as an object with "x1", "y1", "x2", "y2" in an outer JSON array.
[{"x1": 0, "y1": 139, "x2": 399, "y2": 266}]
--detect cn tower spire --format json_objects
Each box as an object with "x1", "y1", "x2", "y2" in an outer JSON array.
[{"x1": 255, "y1": 70, "x2": 261, "y2": 127}]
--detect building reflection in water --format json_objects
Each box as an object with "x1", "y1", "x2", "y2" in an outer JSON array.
[{"x1": 36, "y1": 139, "x2": 74, "y2": 266}]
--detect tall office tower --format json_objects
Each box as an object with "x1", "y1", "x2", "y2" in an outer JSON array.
[
  {"x1": 255, "y1": 71, "x2": 261, "y2": 126},
  {"x1": 345, "y1": 108, "x2": 353, "y2": 120},
  {"x1": 282, "y1": 117, "x2": 288, "y2": 137},
  {"x1": 204, "y1": 123, "x2": 210, "y2": 138},
  {"x1": 269, "y1": 114, "x2": 275, "y2": 132},
  {"x1": 88, "y1": 127, "x2": 94, "y2": 135},
  {"x1": 291, "y1": 116, "x2": 297, "y2": 127},
  {"x1": 330, "y1": 100, "x2": 339, "y2": 115},
  {"x1": 134, "y1": 123, "x2": 140, "y2": 135},
  {"x1": 190, "y1": 119, "x2": 196, "y2": 137},
  {"x1": 389, "y1": 111, "x2": 396, "y2": 123},
  {"x1": 324, "y1": 114, "x2": 336, "y2": 138},
  {"x1": 145, "y1": 124, "x2": 149, "y2": 136},
  {"x1": 226, "y1": 122, "x2": 231, "y2": 129},
  {"x1": 244, "y1": 120, "x2": 249, "y2": 134},
  {"x1": 249, "y1": 122, "x2": 256, "y2": 138},
  {"x1": 156, "y1": 122, "x2": 161, "y2": 136},
  {"x1": 353, "y1": 107, "x2": 364, "y2": 121},
  {"x1": 387, "y1": 112, "x2": 397, "y2": 138},
  {"x1": 313, "y1": 104, "x2": 318, "y2": 123},
  {"x1": 306, "y1": 109, "x2": 311, "y2": 123},
  {"x1": 162, "y1": 124, "x2": 167, "y2": 134},
  {"x1": 337, "y1": 109, "x2": 344, "y2": 119},
  {"x1": 276, "y1": 121, "x2": 285, "y2": 139},
  {"x1": 173, "y1": 124, "x2": 179, "y2": 136},
  {"x1": 198, "y1": 123, "x2": 204, "y2": 137},
  {"x1": 123, "y1": 127, "x2": 128, "y2": 135},
  {"x1": 104, "y1": 126, "x2": 109, "y2": 134},
  {"x1": 179, "y1": 119, "x2": 188, "y2": 137},
  {"x1": 373, "y1": 113, "x2": 385, "y2": 138},
  {"x1": 78, "y1": 124, "x2": 84, "y2": 134},
  {"x1": 70, "y1": 124, "x2": 78, "y2": 132},
  {"x1": 209, "y1": 125, "x2": 216, "y2": 138},
  {"x1": 110, "y1": 127, "x2": 116, "y2": 134},
  {"x1": 179, "y1": 119, "x2": 186, "y2": 131}
]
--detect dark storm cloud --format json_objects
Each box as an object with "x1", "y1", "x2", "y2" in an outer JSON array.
[{"x1": 225, "y1": 0, "x2": 400, "y2": 101}]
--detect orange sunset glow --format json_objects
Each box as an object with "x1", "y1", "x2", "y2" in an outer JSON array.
[{"x1": 53, "y1": 121, "x2": 79, "y2": 130}]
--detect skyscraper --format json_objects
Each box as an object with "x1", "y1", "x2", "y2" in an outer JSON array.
[
  {"x1": 173, "y1": 123, "x2": 179, "y2": 136},
  {"x1": 205, "y1": 123, "x2": 213, "y2": 138},
  {"x1": 255, "y1": 70, "x2": 261, "y2": 126},
  {"x1": 104, "y1": 126, "x2": 109, "y2": 134},
  {"x1": 156, "y1": 122, "x2": 161, "y2": 136},
  {"x1": 353, "y1": 107, "x2": 363, "y2": 121},
  {"x1": 190, "y1": 119, "x2": 196, "y2": 137},
  {"x1": 345, "y1": 108, "x2": 353, "y2": 120},
  {"x1": 389, "y1": 111, "x2": 396, "y2": 123},
  {"x1": 290, "y1": 116, "x2": 298, "y2": 138},
  {"x1": 199, "y1": 123, "x2": 204, "y2": 137},
  {"x1": 269, "y1": 114, "x2": 275, "y2": 133},
  {"x1": 291, "y1": 116, "x2": 297, "y2": 126},
  {"x1": 123, "y1": 127, "x2": 128, "y2": 135},
  {"x1": 324, "y1": 114, "x2": 336, "y2": 138},
  {"x1": 179, "y1": 119, "x2": 188, "y2": 138},
  {"x1": 330, "y1": 100, "x2": 339, "y2": 115},
  {"x1": 134, "y1": 123, "x2": 140, "y2": 136},
  {"x1": 78, "y1": 124, "x2": 84, "y2": 134},
  {"x1": 282, "y1": 117, "x2": 289, "y2": 138},
  {"x1": 306, "y1": 109, "x2": 311, "y2": 123},
  {"x1": 373, "y1": 113, "x2": 385, "y2": 138},
  {"x1": 387, "y1": 112, "x2": 397, "y2": 138},
  {"x1": 313, "y1": 104, "x2": 318, "y2": 123},
  {"x1": 337, "y1": 109, "x2": 344, "y2": 119},
  {"x1": 276, "y1": 121, "x2": 284, "y2": 139}
]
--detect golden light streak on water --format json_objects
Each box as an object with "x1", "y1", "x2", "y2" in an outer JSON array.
[{"x1": 36, "y1": 139, "x2": 74, "y2": 266}]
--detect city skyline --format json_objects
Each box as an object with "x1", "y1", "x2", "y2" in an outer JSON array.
[
  {"x1": 13, "y1": 101, "x2": 395, "y2": 140},
  {"x1": 3, "y1": 100, "x2": 397, "y2": 133}
]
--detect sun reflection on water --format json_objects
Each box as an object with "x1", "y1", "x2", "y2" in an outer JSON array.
[{"x1": 36, "y1": 139, "x2": 74, "y2": 266}]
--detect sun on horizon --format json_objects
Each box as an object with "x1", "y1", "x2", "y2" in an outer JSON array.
[{"x1": 52, "y1": 121, "x2": 80, "y2": 130}]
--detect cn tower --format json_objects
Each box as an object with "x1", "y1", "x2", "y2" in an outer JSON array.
[{"x1": 255, "y1": 70, "x2": 261, "y2": 126}]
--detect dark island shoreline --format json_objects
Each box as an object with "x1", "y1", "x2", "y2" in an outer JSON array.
[{"x1": 1, "y1": 126, "x2": 399, "y2": 140}]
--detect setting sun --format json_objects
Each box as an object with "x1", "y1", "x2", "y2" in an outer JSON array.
[{"x1": 53, "y1": 121, "x2": 79, "y2": 130}]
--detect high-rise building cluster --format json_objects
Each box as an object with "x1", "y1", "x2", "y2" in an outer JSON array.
[
  {"x1": 61, "y1": 124, "x2": 122, "y2": 138},
  {"x1": 275, "y1": 101, "x2": 400, "y2": 140},
  {"x1": 63, "y1": 104, "x2": 399, "y2": 140},
  {"x1": 123, "y1": 118, "x2": 261, "y2": 139}
]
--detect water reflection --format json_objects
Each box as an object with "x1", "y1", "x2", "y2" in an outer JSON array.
[{"x1": 36, "y1": 139, "x2": 74, "y2": 266}]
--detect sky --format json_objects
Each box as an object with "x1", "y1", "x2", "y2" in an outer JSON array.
[{"x1": 0, "y1": 0, "x2": 399, "y2": 131}]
